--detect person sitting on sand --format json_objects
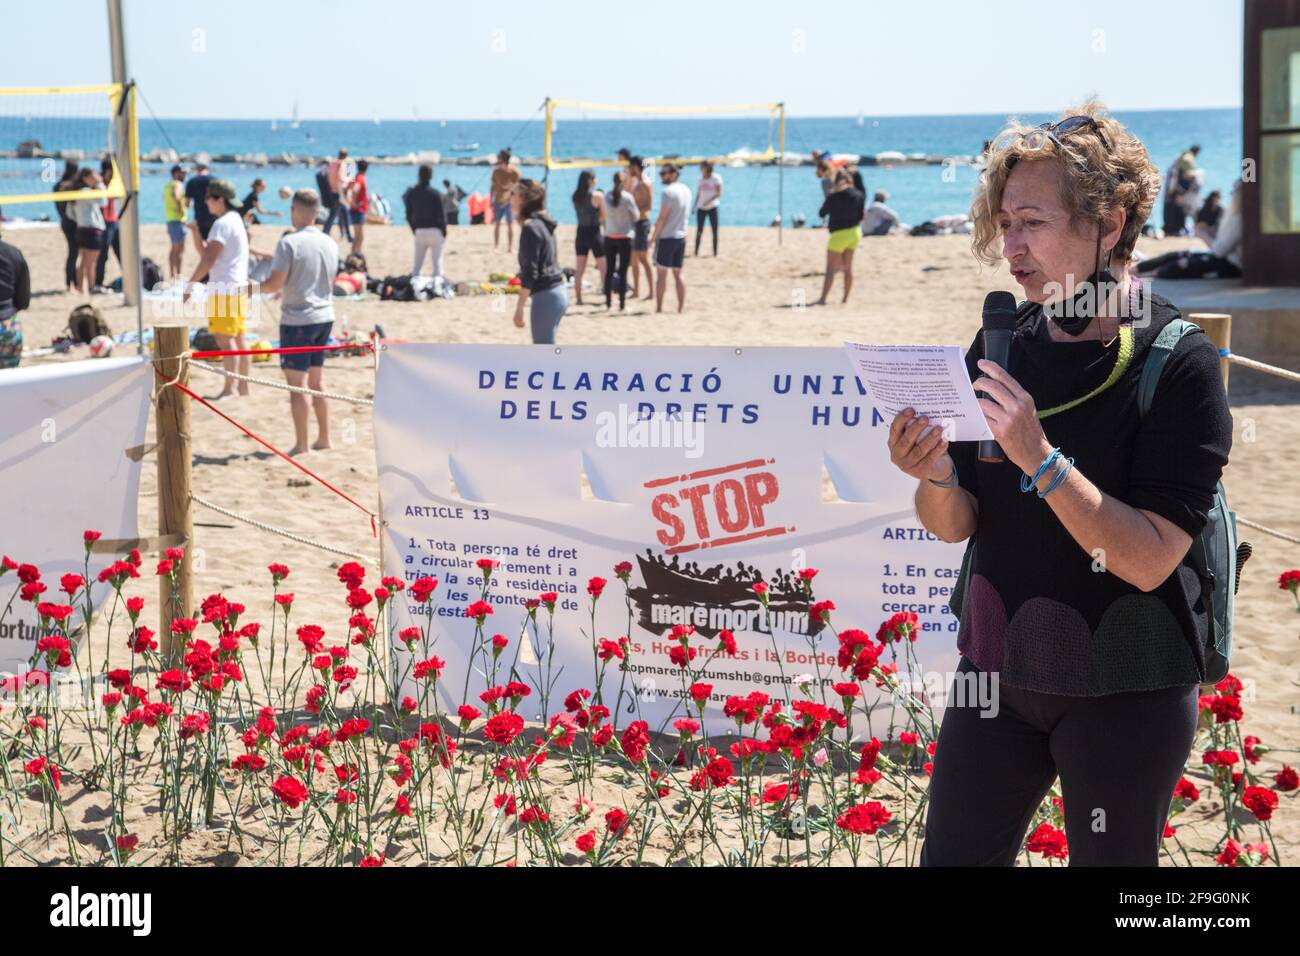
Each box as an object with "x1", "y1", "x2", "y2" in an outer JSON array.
[
  {"x1": 1194, "y1": 190, "x2": 1223, "y2": 245},
  {"x1": 183, "y1": 178, "x2": 250, "y2": 400},
  {"x1": 1135, "y1": 182, "x2": 1242, "y2": 279},
  {"x1": 862, "y1": 191, "x2": 901, "y2": 236},
  {"x1": 253, "y1": 188, "x2": 338, "y2": 456},
  {"x1": 816, "y1": 170, "x2": 865, "y2": 305}
]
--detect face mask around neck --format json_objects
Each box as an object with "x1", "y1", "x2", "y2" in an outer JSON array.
[{"x1": 1043, "y1": 268, "x2": 1120, "y2": 336}]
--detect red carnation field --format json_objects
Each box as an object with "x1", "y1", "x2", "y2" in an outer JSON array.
[{"x1": 0, "y1": 534, "x2": 1290, "y2": 867}]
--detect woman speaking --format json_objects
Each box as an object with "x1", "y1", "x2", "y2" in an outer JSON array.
[{"x1": 887, "y1": 101, "x2": 1232, "y2": 866}]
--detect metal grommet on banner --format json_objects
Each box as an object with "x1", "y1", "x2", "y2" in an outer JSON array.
[{"x1": 554, "y1": 347, "x2": 562, "y2": 355}]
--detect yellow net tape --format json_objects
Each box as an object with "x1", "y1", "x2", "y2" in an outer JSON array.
[{"x1": 0, "y1": 84, "x2": 134, "y2": 205}]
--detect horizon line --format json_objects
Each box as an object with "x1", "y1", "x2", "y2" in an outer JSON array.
[{"x1": 142, "y1": 103, "x2": 1243, "y2": 124}]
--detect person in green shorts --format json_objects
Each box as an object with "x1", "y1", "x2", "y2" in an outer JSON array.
[{"x1": 816, "y1": 170, "x2": 865, "y2": 304}]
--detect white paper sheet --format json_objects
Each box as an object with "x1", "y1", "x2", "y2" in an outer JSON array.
[{"x1": 843, "y1": 342, "x2": 993, "y2": 441}]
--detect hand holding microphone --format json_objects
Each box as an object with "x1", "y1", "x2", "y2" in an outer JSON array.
[
  {"x1": 977, "y1": 291, "x2": 1018, "y2": 463},
  {"x1": 973, "y1": 291, "x2": 1052, "y2": 475}
]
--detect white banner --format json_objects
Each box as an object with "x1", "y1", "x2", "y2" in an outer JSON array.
[
  {"x1": 375, "y1": 344, "x2": 965, "y2": 733},
  {"x1": 0, "y1": 357, "x2": 153, "y2": 675}
]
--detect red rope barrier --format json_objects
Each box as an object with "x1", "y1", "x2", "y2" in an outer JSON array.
[
  {"x1": 161, "y1": 375, "x2": 377, "y2": 537},
  {"x1": 191, "y1": 343, "x2": 373, "y2": 359}
]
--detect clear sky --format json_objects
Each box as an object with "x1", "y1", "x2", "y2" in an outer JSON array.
[{"x1": 4, "y1": 0, "x2": 1243, "y2": 119}]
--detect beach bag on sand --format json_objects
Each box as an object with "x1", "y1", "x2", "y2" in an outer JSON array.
[
  {"x1": 946, "y1": 318, "x2": 1244, "y2": 684},
  {"x1": 379, "y1": 274, "x2": 416, "y2": 302},
  {"x1": 68, "y1": 303, "x2": 110, "y2": 344}
]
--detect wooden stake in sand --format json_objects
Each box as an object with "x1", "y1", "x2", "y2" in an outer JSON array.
[
  {"x1": 1190, "y1": 313, "x2": 1232, "y2": 392},
  {"x1": 155, "y1": 324, "x2": 193, "y2": 660}
]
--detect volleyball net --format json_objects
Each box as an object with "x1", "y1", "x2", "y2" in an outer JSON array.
[{"x1": 0, "y1": 83, "x2": 137, "y2": 207}]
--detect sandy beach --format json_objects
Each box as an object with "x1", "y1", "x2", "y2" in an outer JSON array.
[{"x1": 2, "y1": 220, "x2": 1296, "y2": 865}]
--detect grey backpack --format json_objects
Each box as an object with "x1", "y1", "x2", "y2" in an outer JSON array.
[{"x1": 1137, "y1": 319, "x2": 1239, "y2": 683}]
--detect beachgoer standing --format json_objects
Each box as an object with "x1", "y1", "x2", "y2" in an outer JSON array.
[
  {"x1": 602, "y1": 171, "x2": 637, "y2": 311},
  {"x1": 184, "y1": 162, "x2": 216, "y2": 239},
  {"x1": 183, "y1": 179, "x2": 250, "y2": 400},
  {"x1": 442, "y1": 179, "x2": 465, "y2": 225},
  {"x1": 693, "y1": 160, "x2": 722, "y2": 256},
  {"x1": 491, "y1": 149, "x2": 520, "y2": 251},
  {"x1": 0, "y1": 233, "x2": 31, "y2": 369},
  {"x1": 571, "y1": 170, "x2": 606, "y2": 305},
  {"x1": 253, "y1": 189, "x2": 339, "y2": 455},
  {"x1": 816, "y1": 170, "x2": 865, "y2": 304},
  {"x1": 164, "y1": 164, "x2": 187, "y2": 278},
  {"x1": 649, "y1": 162, "x2": 690, "y2": 313},
  {"x1": 511, "y1": 179, "x2": 567, "y2": 344},
  {"x1": 627, "y1": 155, "x2": 654, "y2": 300},
  {"x1": 70, "y1": 168, "x2": 107, "y2": 295},
  {"x1": 53, "y1": 160, "x2": 80, "y2": 291},
  {"x1": 404, "y1": 164, "x2": 447, "y2": 278},
  {"x1": 322, "y1": 148, "x2": 353, "y2": 242},
  {"x1": 94, "y1": 157, "x2": 122, "y2": 291},
  {"x1": 345, "y1": 159, "x2": 370, "y2": 256}
]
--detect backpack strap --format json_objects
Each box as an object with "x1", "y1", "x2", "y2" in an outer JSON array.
[{"x1": 1137, "y1": 318, "x2": 1198, "y2": 419}]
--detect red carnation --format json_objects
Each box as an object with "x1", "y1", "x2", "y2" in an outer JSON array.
[
  {"x1": 836, "y1": 801, "x2": 891, "y2": 835},
  {"x1": 1242, "y1": 785, "x2": 1279, "y2": 821},
  {"x1": 271, "y1": 775, "x2": 310, "y2": 809}
]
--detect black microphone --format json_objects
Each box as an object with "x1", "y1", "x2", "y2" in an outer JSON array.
[{"x1": 977, "y1": 291, "x2": 1018, "y2": 464}]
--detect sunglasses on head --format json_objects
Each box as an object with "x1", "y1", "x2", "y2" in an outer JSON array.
[{"x1": 994, "y1": 115, "x2": 1111, "y2": 154}]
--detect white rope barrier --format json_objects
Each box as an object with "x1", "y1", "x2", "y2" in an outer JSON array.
[
  {"x1": 187, "y1": 361, "x2": 375, "y2": 405},
  {"x1": 1237, "y1": 517, "x2": 1300, "y2": 548},
  {"x1": 191, "y1": 493, "x2": 369, "y2": 561},
  {"x1": 1225, "y1": 353, "x2": 1300, "y2": 385}
]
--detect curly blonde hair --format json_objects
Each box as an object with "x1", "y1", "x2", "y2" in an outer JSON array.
[{"x1": 970, "y1": 98, "x2": 1160, "y2": 267}]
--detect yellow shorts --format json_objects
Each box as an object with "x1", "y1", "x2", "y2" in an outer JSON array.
[
  {"x1": 207, "y1": 292, "x2": 249, "y2": 338},
  {"x1": 828, "y1": 227, "x2": 860, "y2": 253}
]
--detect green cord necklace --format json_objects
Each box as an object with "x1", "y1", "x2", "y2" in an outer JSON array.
[{"x1": 1036, "y1": 324, "x2": 1134, "y2": 419}]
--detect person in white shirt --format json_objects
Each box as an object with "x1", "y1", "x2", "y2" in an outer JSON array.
[
  {"x1": 649, "y1": 163, "x2": 691, "y2": 313},
  {"x1": 70, "y1": 167, "x2": 107, "y2": 295},
  {"x1": 862, "y1": 191, "x2": 901, "y2": 236},
  {"x1": 693, "y1": 161, "x2": 722, "y2": 256},
  {"x1": 183, "y1": 179, "x2": 251, "y2": 399}
]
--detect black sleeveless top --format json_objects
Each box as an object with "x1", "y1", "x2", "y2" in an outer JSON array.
[
  {"x1": 947, "y1": 292, "x2": 1232, "y2": 696},
  {"x1": 573, "y1": 191, "x2": 602, "y2": 230}
]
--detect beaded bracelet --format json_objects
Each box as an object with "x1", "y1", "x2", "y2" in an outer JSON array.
[
  {"x1": 1037, "y1": 456, "x2": 1075, "y2": 498},
  {"x1": 1019, "y1": 447, "x2": 1062, "y2": 493}
]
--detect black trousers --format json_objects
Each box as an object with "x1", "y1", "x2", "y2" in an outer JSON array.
[
  {"x1": 95, "y1": 220, "x2": 121, "y2": 287},
  {"x1": 920, "y1": 656, "x2": 1198, "y2": 866},
  {"x1": 60, "y1": 216, "x2": 78, "y2": 287},
  {"x1": 695, "y1": 207, "x2": 718, "y2": 255},
  {"x1": 604, "y1": 237, "x2": 632, "y2": 309}
]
